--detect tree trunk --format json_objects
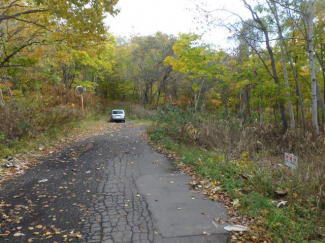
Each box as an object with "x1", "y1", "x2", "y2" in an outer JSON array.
[
  {"x1": 289, "y1": 33, "x2": 307, "y2": 133},
  {"x1": 2, "y1": 76, "x2": 13, "y2": 100},
  {"x1": 316, "y1": 82, "x2": 325, "y2": 121},
  {"x1": 315, "y1": 48, "x2": 325, "y2": 123},
  {"x1": 307, "y1": 0, "x2": 319, "y2": 134},
  {"x1": 62, "y1": 67, "x2": 70, "y2": 104},
  {"x1": 243, "y1": 0, "x2": 288, "y2": 133},
  {"x1": 270, "y1": 0, "x2": 295, "y2": 130},
  {"x1": 65, "y1": 83, "x2": 70, "y2": 104},
  {"x1": 194, "y1": 92, "x2": 199, "y2": 112},
  {"x1": 264, "y1": 27, "x2": 288, "y2": 133},
  {"x1": 200, "y1": 91, "x2": 207, "y2": 112},
  {"x1": 258, "y1": 78, "x2": 263, "y2": 124},
  {"x1": 144, "y1": 82, "x2": 150, "y2": 106},
  {"x1": 245, "y1": 85, "x2": 251, "y2": 120},
  {"x1": 156, "y1": 87, "x2": 162, "y2": 110},
  {"x1": 194, "y1": 78, "x2": 206, "y2": 113},
  {"x1": 259, "y1": 102, "x2": 263, "y2": 124},
  {"x1": 239, "y1": 93, "x2": 244, "y2": 118},
  {"x1": 222, "y1": 88, "x2": 229, "y2": 120}
]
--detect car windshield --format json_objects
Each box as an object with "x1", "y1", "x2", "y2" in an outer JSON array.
[{"x1": 113, "y1": 110, "x2": 124, "y2": 114}]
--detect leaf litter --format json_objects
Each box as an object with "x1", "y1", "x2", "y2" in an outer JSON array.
[{"x1": 0, "y1": 122, "x2": 122, "y2": 242}]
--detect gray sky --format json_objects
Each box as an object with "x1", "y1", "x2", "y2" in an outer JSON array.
[{"x1": 105, "y1": 0, "x2": 251, "y2": 49}]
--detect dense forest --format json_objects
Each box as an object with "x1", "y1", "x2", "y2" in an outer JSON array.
[
  {"x1": 2, "y1": 0, "x2": 325, "y2": 133},
  {"x1": 1, "y1": 0, "x2": 325, "y2": 241}
]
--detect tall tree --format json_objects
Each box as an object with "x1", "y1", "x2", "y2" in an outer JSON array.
[
  {"x1": 243, "y1": 0, "x2": 288, "y2": 133},
  {"x1": 267, "y1": 0, "x2": 296, "y2": 130},
  {"x1": 306, "y1": 0, "x2": 319, "y2": 134},
  {"x1": 0, "y1": 0, "x2": 119, "y2": 70}
]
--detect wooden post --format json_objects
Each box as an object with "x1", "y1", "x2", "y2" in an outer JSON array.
[{"x1": 81, "y1": 94, "x2": 84, "y2": 111}]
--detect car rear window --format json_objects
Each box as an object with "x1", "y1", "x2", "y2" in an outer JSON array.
[{"x1": 113, "y1": 110, "x2": 124, "y2": 114}]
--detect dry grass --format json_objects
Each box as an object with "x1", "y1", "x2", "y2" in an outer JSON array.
[
  {"x1": 149, "y1": 108, "x2": 325, "y2": 241},
  {"x1": 186, "y1": 120, "x2": 325, "y2": 209},
  {"x1": 0, "y1": 85, "x2": 111, "y2": 157},
  {"x1": 151, "y1": 108, "x2": 325, "y2": 212}
]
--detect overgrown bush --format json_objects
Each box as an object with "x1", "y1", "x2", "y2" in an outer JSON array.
[
  {"x1": 0, "y1": 85, "x2": 112, "y2": 157},
  {"x1": 148, "y1": 106, "x2": 325, "y2": 241},
  {"x1": 151, "y1": 106, "x2": 324, "y2": 157}
]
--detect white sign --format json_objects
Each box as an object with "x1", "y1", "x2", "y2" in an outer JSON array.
[{"x1": 285, "y1": 153, "x2": 298, "y2": 169}]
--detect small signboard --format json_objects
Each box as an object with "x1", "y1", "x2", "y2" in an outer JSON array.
[{"x1": 285, "y1": 153, "x2": 298, "y2": 169}]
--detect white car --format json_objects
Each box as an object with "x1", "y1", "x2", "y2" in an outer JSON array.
[{"x1": 110, "y1": 110, "x2": 126, "y2": 122}]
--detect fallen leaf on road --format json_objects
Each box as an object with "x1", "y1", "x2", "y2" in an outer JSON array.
[
  {"x1": 224, "y1": 225, "x2": 248, "y2": 232},
  {"x1": 14, "y1": 232, "x2": 25, "y2": 237},
  {"x1": 38, "y1": 179, "x2": 48, "y2": 183},
  {"x1": 0, "y1": 231, "x2": 10, "y2": 237}
]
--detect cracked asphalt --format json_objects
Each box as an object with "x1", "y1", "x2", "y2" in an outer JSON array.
[{"x1": 0, "y1": 122, "x2": 229, "y2": 243}]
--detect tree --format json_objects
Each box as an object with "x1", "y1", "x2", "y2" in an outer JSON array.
[
  {"x1": 242, "y1": 0, "x2": 288, "y2": 133},
  {"x1": 0, "y1": 0, "x2": 119, "y2": 70},
  {"x1": 165, "y1": 33, "x2": 229, "y2": 113},
  {"x1": 118, "y1": 33, "x2": 175, "y2": 107},
  {"x1": 306, "y1": 0, "x2": 319, "y2": 134},
  {"x1": 267, "y1": 0, "x2": 296, "y2": 130}
]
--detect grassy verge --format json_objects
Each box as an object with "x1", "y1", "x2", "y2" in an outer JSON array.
[
  {"x1": 148, "y1": 108, "x2": 325, "y2": 242},
  {"x1": 0, "y1": 115, "x2": 106, "y2": 159}
]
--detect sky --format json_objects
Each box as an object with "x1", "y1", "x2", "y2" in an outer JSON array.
[{"x1": 105, "y1": 0, "x2": 251, "y2": 49}]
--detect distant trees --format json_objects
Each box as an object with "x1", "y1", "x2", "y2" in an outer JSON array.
[
  {"x1": 184, "y1": 0, "x2": 325, "y2": 134},
  {"x1": 2, "y1": 0, "x2": 325, "y2": 135},
  {"x1": 110, "y1": 33, "x2": 176, "y2": 107}
]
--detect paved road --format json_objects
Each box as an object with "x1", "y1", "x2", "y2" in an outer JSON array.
[{"x1": 0, "y1": 122, "x2": 229, "y2": 243}]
